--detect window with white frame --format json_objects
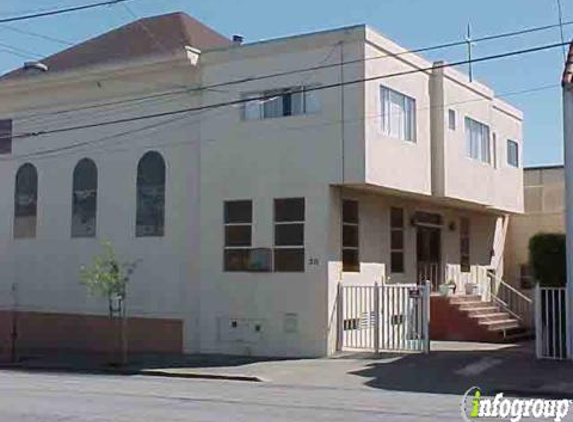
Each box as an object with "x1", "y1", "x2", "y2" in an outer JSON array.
[
  {"x1": 448, "y1": 109, "x2": 456, "y2": 130},
  {"x1": 342, "y1": 200, "x2": 359, "y2": 272},
  {"x1": 274, "y1": 198, "x2": 305, "y2": 272},
  {"x1": 465, "y1": 117, "x2": 491, "y2": 163},
  {"x1": 380, "y1": 86, "x2": 416, "y2": 142},
  {"x1": 507, "y1": 139, "x2": 519, "y2": 167},
  {"x1": 243, "y1": 86, "x2": 320, "y2": 120},
  {"x1": 224, "y1": 200, "x2": 253, "y2": 272}
]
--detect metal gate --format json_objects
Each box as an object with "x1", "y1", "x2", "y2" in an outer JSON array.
[
  {"x1": 337, "y1": 282, "x2": 430, "y2": 353},
  {"x1": 535, "y1": 285, "x2": 570, "y2": 360}
]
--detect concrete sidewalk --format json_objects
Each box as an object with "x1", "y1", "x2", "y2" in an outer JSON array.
[{"x1": 2, "y1": 341, "x2": 573, "y2": 398}]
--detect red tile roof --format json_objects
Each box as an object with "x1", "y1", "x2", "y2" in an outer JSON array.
[{"x1": 3, "y1": 12, "x2": 231, "y2": 79}]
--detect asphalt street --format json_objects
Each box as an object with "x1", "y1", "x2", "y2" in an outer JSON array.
[{"x1": 0, "y1": 370, "x2": 467, "y2": 421}]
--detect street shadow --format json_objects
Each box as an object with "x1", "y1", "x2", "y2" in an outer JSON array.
[{"x1": 347, "y1": 341, "x2": 573, "y2": 396}]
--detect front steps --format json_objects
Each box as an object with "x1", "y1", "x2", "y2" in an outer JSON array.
[{"x1": 430, "y1": 295, "x2": 530, "y2": 343}]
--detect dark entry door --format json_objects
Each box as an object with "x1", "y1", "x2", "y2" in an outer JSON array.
[{"x1": 417, "y1": 227, "x2": 441, "y2": 291}]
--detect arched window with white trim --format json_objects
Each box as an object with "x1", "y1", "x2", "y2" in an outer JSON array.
[
  {"x1": 72, "y1": 158, "x2": 98, "y2": 237},
  {"x1": 14, "y1": 163, "x2": 38, "y2": 238},
  {"x1": 136, "y1": 151, "x2": 165, "y2": 237}
]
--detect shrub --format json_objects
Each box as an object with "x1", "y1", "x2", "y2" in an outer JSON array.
[{"x1": 528, "y1": 233, "x2": 566, "y2": 287}]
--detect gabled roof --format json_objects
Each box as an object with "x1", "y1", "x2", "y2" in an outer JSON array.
[{"x1": 3, "y1": 12, "x2": 231, "y2": 79}]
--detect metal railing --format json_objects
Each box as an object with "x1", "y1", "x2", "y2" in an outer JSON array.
[
  {"x1": 338, "y1": 281, "x2": 430, "y2": 354},
  {"x1": 535, "y1": 285, "x2": 569, "y2": 360},
  {"x1": 487, "y1": 271, "x2": 533, "y2": 326}
]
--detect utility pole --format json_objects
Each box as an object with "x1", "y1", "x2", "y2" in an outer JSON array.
[{"x1": 563, "y1": 75, "x2": 573, "y2": 359}]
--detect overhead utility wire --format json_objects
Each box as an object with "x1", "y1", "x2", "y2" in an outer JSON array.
[
  {"x1": 1, "y1": 40, "x2": 568, "y2": 142},
  {"x1": 0, "y1": 0, "x2": 135, "y2": 24},
  {"x1": 6, "y1": 18, "x2": 573, "y2": 124}
]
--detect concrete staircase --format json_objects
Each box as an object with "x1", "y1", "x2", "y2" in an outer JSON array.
[
  {"x1": 450, "y1": 295, "x2": 529, "y2": 342},
  {"x1": 430, "y1": 295, "x2": 531, "y2": 343}
]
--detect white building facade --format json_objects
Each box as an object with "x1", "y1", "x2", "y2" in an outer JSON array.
[{"x1": 0, "y1": 14, "x2": 523, "y2": 358}]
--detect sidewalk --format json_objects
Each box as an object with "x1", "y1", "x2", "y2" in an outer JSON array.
[{"x1": 2, "y1": 341, "x2": 573, "y2": 398}]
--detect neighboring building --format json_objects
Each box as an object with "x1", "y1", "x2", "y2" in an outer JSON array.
[
  {"x1": 0, "y1": 12, "x2": 523, "y2": 357},
  {"x1": 505, "y1": 165, "x2": 565, "y2": 293}
]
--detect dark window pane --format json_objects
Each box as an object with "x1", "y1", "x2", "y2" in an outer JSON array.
[
  {"x1": 274, "y1": 248, "x2": 305, "y2": 272},
  {"x1": 460, "y1": 238, "x2": 470, "y2": 253},
  {"x1": 224, "y1": 249, "x2": 250, "y2": 272},
  {"x1": 390, "y1": 207, "x2": 404, "y2": 228},
  {"x1": 0, "y1": 119, "x2": 12, "y2": 154},
  {"x1": 225, "y1": 226, "x2": 251, "y2": 247},
  {"x1": 342, "y1": 249, "x2": 360, "y2": 272},
  {"x1": 460, "y1": 217, "x2": 470, "y2": 235},
  {"x1": 224, "y1": 200, "x2": 252, "y2": 224},
  {"x1": 413, "y1": 211, "x2": 442, "y2": 226},
  {"x1": 72, "y1": 158, "x2": 97, "y2": 238},
  {"x1": 391, "y1": 229, "x2": 403, "y2": 250},
  {"x1": 275, "y1": 223, "x2": 304, "y2": 246},
  {"x1": 342, "y1": 225, "x2": 358, "y2": 248},
  {"x1": 136, "y1": 151, "x2": 165, "y2": 237},
  {"x1": 342, "y1": 200, "x2": 358, "y2": 224},
  {"x1": 391, "y1": 252, "x2": 404, "y2": 273},
  {"x1": 14, "y1": 163, "x2": 37, "y2": 239},
  {"x1": 461, "y1": 255, "x2": 470, "y2": 273},
  {"x1": 275, "y1": 198, "x2": 305, "y2": 222}
]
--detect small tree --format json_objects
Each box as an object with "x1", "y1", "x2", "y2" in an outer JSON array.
[
  {"x1": 80, "y1": 242, "x2": 138, "y2": 366},
  {"x1": 529, "y1": 233, "x2": 566, "y2": 287}
]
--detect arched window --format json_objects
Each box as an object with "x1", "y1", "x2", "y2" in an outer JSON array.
[
  {"x1": 72, "y1": 158, "x2": 97, "y2": 237},
  {"x1": 136, "y1": 151, "x2": 165, "y2": 237},
  {"x1": 14, "y1": 163, "x2": 38, "y2": 238}
]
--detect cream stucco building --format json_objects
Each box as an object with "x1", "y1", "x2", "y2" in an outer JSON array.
[{"x1": 0, "y1": 12, "x2": 524, "y2": 357}]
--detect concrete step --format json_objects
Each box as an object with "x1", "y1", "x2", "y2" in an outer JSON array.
[
  {"x1": 469, "y1": 312, "x2": 512, "y2": 322},
  {"x1": 458, "y1": 302, "x2": 496, "y2": 311},
  {"x1": 449, "y1": 295, "x2": 482, "y2": 304},
  {"x1": 480, "y1": 319, "x2": 520, "y2": 331},
  {"x1": 465, "y1": 306, "x2": 500, "y2": 317}
]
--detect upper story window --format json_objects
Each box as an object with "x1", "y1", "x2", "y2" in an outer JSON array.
[
  {"x1": 465, "y1": 117, "x2": 491, "y2": 164},
  {"x1": 380, "y1": 86, "x2": 416, "y2": 142},
  {"x1": 507, "y1": 140, "x2": 519, "y2": 167},
  {"x1": 14, "y1": 163, "x2": 38, "y2": 239},
  {"x1": 448, "y1": 109, "x2": 456, "y2": 130},
  {"x1": 136, "y1": 151, "x2": 166, "y2": 237},
  {"x1": 243, "y1": 86, "x2": 320, "y2": 120},
  {"x1": 0, "y1": 119, "x2": 12, "y2": 154},
  {"x1": 72, "y1": 158, "x2": 98, "y2": 238}
]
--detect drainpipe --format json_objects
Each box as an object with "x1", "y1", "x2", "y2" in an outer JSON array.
[{"x1": 562, "y1": 46, "x2": 573, "y2": 359}]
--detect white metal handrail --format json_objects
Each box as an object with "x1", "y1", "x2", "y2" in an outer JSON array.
[{"x1": 487, "y1": 271, "x2": 533, "y2": 324}]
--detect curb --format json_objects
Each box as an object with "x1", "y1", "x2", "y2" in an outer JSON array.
[
  {"x1": 489, "y1": 388, "x2": 573, "y2": 400},
  {"x1": 0, "y1": 364, "x2": 264, "y2": 383}
]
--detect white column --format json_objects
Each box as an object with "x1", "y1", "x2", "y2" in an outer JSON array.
[{"x1": 562, "y1": 86, "x2": 573, "y2": 359}]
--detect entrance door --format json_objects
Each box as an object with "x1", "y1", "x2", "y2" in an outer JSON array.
[{"x1": 417, "y1": 226, "x2": 441, "y2": 292}]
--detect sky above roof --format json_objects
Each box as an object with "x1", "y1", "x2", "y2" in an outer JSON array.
[{"x1": 0, "y1": 0, "x2": 570, "y2": 166}]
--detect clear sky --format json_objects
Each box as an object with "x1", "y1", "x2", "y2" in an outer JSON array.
[{"x1": 0, "y1": 0, "x2": 571, "y2": 166}]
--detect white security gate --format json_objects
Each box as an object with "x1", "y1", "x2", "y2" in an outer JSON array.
[
  {"x1": 535, "y1": 285, "x2": 570, "y2": 360},
  {"x1": 337, "y1": 282, "x2": 430, "y2": 353}
]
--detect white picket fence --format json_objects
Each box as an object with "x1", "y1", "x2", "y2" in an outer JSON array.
[
  {"x1": 337, "y1": 282, "x2": 430, "y2": 354},
  {"x1": 535, "y1": 285, "x2": 570, "y2": 360}
]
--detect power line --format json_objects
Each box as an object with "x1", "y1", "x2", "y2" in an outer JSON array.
[
  {"x1": 4, "y1": 18, "x2": 572, "y2": 125},
  {"x1": 555, "y1": 0, "x2": 567, "y2": 61},
  {"x1": 0, "y1": 24, "x2": 74, "y2": 46},
  {"x1": 3, "y1": 40, "x2": 566, "y2": 142},
  {"x1": 0, "y1": 0, "x2": 135, "y2": 24},
  {"x1": 1, "y1": 81, "x2": 559, "y2": 163}
]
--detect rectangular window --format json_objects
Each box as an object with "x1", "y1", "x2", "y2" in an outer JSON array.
[
  {"x1": 380, "y1": 86, "x2": 416, "y2": 142},
  {"x1": 224, "y1": 200, "x2": 252, "y2": 272},
  {"x1": 460, "y1": 217, "x2": 470, "y2": 273},
  {"x1": 507, "y1": 140, "x2": 519, "y2": 167},
  {"x1": 448, "y1": 109, "x2": 456, "y2": 130},
  {"x1": 243, "y1": 87, "x2": 320, "y2": 120},
  {"x1": 342, "y1": 200, "x2": 359, "y2": 272},
  {"x1": 465, "y1": 117, "x2": 491, "y2": 163},
  {"x1": 0, "y1": 119, "x2": 12, "y2": 154},
  {"x1": 274, "y1": 198, "x2": 305, "y2": 272},
  {"x1": 390, "y1": 207, "x2": 405, "y2": 273}
]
